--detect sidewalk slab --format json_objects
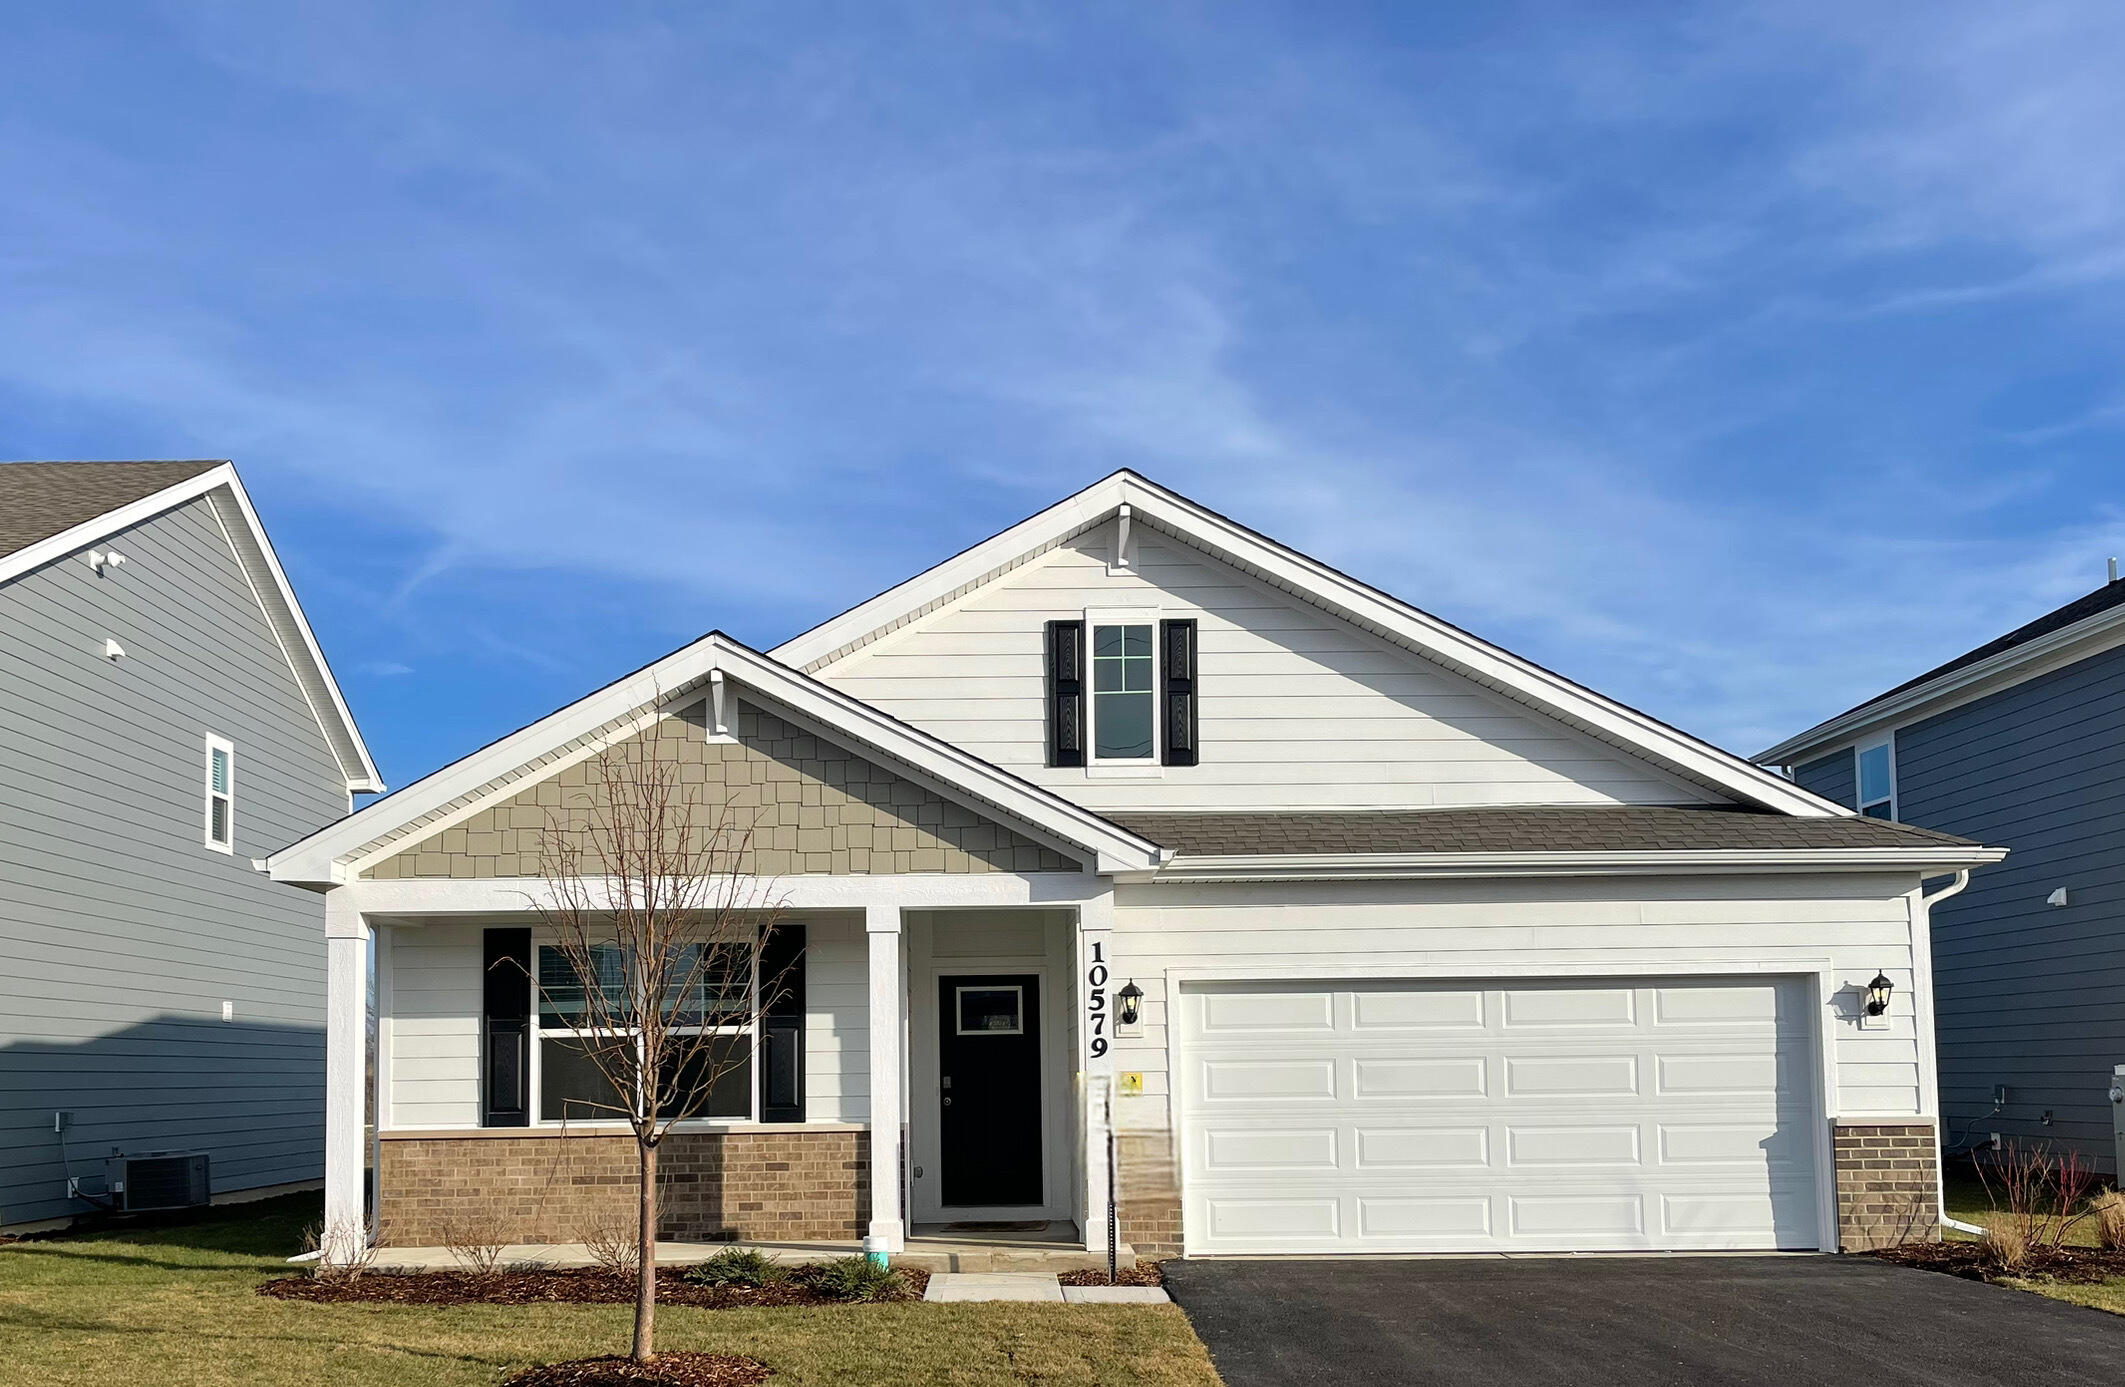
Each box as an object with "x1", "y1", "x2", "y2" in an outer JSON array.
[
  {"x1": 923, "y1": 1272, "x2": 1065, "y2": 1302},
  {"x1": 1062, "y1": 1285, "x2": 1172, "y2": 1304}
]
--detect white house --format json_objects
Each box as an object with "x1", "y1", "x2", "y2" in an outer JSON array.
[{"x1": 269, "y1": 473, "x2": 2000, "y2": 1259}]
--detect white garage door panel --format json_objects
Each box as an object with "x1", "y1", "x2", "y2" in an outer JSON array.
[{"x1": 1181, "y1": 978, "x2": 1823, "y2": 1254}]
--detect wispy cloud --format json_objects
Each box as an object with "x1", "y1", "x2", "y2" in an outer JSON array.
[{"x1": 4, "y1": 2, "x2": 2125, "y2": 779}]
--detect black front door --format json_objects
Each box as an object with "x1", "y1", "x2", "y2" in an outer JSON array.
[{"x1": 938, "y1": 974, "x2": 1043, "y2": 1208}]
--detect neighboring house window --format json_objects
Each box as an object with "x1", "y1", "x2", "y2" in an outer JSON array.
[
  {"x1": 532, "y1": 942, "x2": 755, "y2": 1123},
  {"x1": 1090, "y1": 620, "x2": 1157, "y2": 762},
  {"x1": 1856, "y1": 737, "x2": 1896, "y2": 820},
  {"x1": 203, "y1": 735, "x2": 235, "y2": 851}
]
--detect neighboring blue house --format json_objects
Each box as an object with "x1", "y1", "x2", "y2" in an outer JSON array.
[
  {"x1": 0, "y1": 461, "x2": 380, "y2": 1230},
  {"x1": 1758, "y1": 575, "x2": 2125, "y2": 1175}
]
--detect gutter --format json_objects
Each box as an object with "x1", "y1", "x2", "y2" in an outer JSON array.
[
  {"x1": 1124, "y1": 846, "x2": 2009, "y2": 884},
  {"x1": 1922, "y1": 869, "x2": 1987, "y2": 1239}
]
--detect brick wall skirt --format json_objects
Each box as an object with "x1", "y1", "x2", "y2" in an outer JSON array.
[
  {"x1": 1116, "y1": 1129, "x2": 1182, "y2": 1258},
  {"x1": 378, "y1": 1129, "x2": 868, "y2": 1247},
  {"x1": 1832, "y1": 1121, "x2": 1939, "y2": 1251}
]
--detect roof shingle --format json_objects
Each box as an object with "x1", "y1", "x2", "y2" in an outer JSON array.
[
  {"x1": 0, "y1": 460, "x2": 225, "y2": 562},
  {"x1": 1108, "y1": 805, "x2": 1977, "y2": 857}
]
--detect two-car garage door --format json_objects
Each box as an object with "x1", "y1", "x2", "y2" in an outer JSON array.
[{"x1": 1178, "y1": 977, "x2": 1823, "y2": 1255}]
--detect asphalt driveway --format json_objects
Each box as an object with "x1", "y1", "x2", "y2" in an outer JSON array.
[{"x1": 1162, "y1": 1255, "x2": 2125, "y2": 1387}]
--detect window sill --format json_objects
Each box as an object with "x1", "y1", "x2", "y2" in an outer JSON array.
[{"x1": 1085, "y1": 764, "x2": 1164, "y2": 779}]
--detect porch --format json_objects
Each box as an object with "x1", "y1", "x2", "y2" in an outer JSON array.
[{"x1": 327, "y1": 876, "x2": 1125, "y2": 1260}]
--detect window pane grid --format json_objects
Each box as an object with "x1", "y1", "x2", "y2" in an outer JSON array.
[{"x1": 1092, "y1": 622, "x2": 1155, "y2": 760}]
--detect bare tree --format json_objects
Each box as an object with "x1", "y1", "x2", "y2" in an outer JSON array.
[{"x1": 527, "y1": 707, "x2": 788, "y2": 1364}]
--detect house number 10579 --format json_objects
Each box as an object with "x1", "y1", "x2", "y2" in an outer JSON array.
[{"x1": 1086, "y1": 941, "x2": 1110, "y2": 1058}]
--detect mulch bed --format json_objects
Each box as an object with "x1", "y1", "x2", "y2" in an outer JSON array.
[
  {"x1": 1057, "y1": 1259, "x2": 1164, "y2": 1287},
  {"x1": 1876, "y1": 1241, "x2": 2125, "y2": 1286},
  {"x1": 502, "y1": 1352, "x2": 770, "y2": 1387},
  {"x1": 260, "y1": 1264, "x2": 928, "y2": 1308}
]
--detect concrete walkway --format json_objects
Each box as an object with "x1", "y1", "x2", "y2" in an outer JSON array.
[{"x1": 924, "y1": 1272, "x2": 1171, "y2": 1303}]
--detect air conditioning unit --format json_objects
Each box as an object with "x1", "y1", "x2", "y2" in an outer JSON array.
[{"x1": 108, "y1": 1152, "x2": 210, "y2": 1212}]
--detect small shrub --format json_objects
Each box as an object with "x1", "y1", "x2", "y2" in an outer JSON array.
[
  {"x1": 2093, "y1": 1189, "x2": 2125, "y2": 1252},
  {"x1": 794, "y1": 1255, "x2": 906, "y2": 1302},
  {"x1": 1976, "y1": 1141, "x2": 2096, "y2": 1254},
  {"x1": 1980, "y1": 1220, "x2": 2030, "y2": 1274},
  {"x1": 441, "y1": 1215, "x2": 510, "y2": 1280},
  {"x1": 682, "y1": 1247, "x2": 786, "y2": 1288},
  {"x1": 301, "y1": 1218, "x2": 379, "y2": 1283},
  {"x1": 575, "y1": 1220, "x2": 639, "y2": 1279}
]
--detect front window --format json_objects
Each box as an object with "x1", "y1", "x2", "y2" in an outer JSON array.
[
  {"x1": 1857, "y1": 739, "x2": 1895, "y2": 819},
  {"x1": 1091, "y1": 622, "x2": 1156, "y2": 761},
  {"x1": 533, "y1": 942, "x2": 756, "y2": 1124}
]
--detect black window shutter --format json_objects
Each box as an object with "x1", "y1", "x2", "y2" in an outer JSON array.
[
  {"x1": 1045, "y1": 620, "x2": 1086, "y2": 767},
  {"x1": 481, "y1": 928, "x2": 532, "y2": 1127},
  {"x1": 1161, "y1": 618, "x2": 1198, "y2": 766},
  {"x1": 759, "y1": 924, "x2": 806, "y2": 1123}
]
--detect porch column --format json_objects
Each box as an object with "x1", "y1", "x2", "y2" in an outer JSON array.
[
  {"x1": 1078, "y1": 890, "x2": 1117, "y2": 1255},
  {"x1": 322, "y1": 889, "x2": 371, "y2": 1262},
  {"x1": 865, "y1": 904, "x2": 906, "y2": 1252}
]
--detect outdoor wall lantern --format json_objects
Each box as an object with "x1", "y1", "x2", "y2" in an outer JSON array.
[
  {"x1": 1117, "y1": 981, "x2": 1144, "y2": 1027},
  {"x1": 1864, "y1": 972, "x2": 1894, "y2": 1017}
]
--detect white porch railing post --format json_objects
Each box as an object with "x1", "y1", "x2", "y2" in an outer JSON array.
[
  {"x1": 865, "y1": 904, "x2": 906, "y2": 1253},
  {"x1": 323, "y1": 889, "x2": 371, "y2": 1262}
]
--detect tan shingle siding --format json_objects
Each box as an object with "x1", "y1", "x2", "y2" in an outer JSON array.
[{"x1": 362, "y1": 701, "x2": 1077, "y2": 879}]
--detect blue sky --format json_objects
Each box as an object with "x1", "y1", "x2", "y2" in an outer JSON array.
[{"x1": 8, "y1": 3, "x2": 2125, "y2": 791}]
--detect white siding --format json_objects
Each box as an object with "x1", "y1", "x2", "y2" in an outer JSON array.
[
  {"x1": 1106, "y1": 873, "x2": 1926, "y2": 1136},
  {"x1": 386, "y1": 924, "x2": 482, "y2": 1129},
  {"x1": 382, "y1": 914, "x2": 873, "y2": 1129},
  {"x1": 815, "y1": 532, "x2": 1721, "y2": 811}
]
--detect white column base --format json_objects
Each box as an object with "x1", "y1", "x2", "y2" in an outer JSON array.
[{"x1": 323, "y1": 892, "x2": 371, "y2": 1263}]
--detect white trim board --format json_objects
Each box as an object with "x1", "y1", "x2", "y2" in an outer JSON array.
[
  {"x1": 771, "y1": 471, "x2": 1843, "y2": 819},
  {"x1": 267, "y1": 636, "x2": 1168, "y2": 886},
  {"x1": 0, "y1": 461, "x2": 382, "y2": 792}
]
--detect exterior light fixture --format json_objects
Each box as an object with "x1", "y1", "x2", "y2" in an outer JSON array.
[
  {"x1": 1117, "y1": 981, "x2": 1143, "y2": 1027},
  {"x1": 1864, "y1": 973, "x2": 1894, "y2": 1017}
]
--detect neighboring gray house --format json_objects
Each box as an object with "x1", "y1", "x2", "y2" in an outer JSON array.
[
  {"x1": 1758, "y1": 575, "x2": 2125, "y2": 1175},
  {"x1": 0, "y1": 461, "x2": 380, "y2": 1230}
]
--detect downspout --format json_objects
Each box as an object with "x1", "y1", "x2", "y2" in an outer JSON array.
[{"x1": 1920, "y1": 870, "x2": 1982, "y2": 1237}]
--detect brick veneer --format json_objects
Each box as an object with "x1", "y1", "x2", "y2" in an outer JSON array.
[
  {"x1": 378, "y1": 1129, "x2": 868, "y2": 1247},
  {"x1": 1832, "y1": 1121, "x2": 1939, "y2": 1251},
  {"x1": 1116, "y1": 1129, "x2": 1183, "y2": 1257}
]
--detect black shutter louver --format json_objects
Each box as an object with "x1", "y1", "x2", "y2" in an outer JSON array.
[
  {"x1": 1161, "y1": 618, "x2": 1198, "y2": 766},
  {"x1": 759, "y1": 924, "x2": 806, "y2": 1122},
  {"x1": 481, "y1": 928, "x2": 532, "y2": 1127},
  {"x1": 1046, "y1": 619, "x2": 1086, "y2": 767}
]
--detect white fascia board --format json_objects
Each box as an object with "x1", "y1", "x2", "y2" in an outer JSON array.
[
  {"x1": 1754, "y1": 603, "x2": 2125, "y2": 768},
  {"x1": 771, "y1": 471, "x2": 1841, "y2": 819},
  {"x1": 267, "y1": 633, "x2": 1167, "y2": 887},
  {"x1": 0, "y1": 463, "x2": 382, "y2": 794},
  {"x1": 1123, "y1": 845, "x2": 2009, "y2": 883}
]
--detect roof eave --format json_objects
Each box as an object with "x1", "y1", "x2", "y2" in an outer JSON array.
[
  {"x1": 0, "y1": 462, "x2": 382, "y2": 795},
  {"x1": 268, "y1": 632, "x2": 1167, "y2": 887},
  {"x1": 1121, "y1": 845, "x2": 2009, "y2": 883},
  {"x1": 1754, "y1": 602, "x2": 2125, "y2": 766}
]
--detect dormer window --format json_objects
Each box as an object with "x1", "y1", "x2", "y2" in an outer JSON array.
[{"x1": 1856, "y1": 737, "x2": 1895, "y2": 820}]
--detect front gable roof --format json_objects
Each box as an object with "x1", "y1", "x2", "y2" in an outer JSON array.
[
  {"x1": 0, "y1": 459, "x2": 382, "y2": 793},
  {"x1": 774, "y1": 471, "x2": 1844, "y2": 819},
  {"x1": 268, "y1": 632, "x2": 1168, "y2": 886}
]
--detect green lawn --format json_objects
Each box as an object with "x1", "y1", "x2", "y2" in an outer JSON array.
[
  {"x1": 1939, "y1": 1168, "x2": 2125, "y2": 1316},
  {"x1": 0, "y1": 1197, "x2": 1224, "y2": 1387}
]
